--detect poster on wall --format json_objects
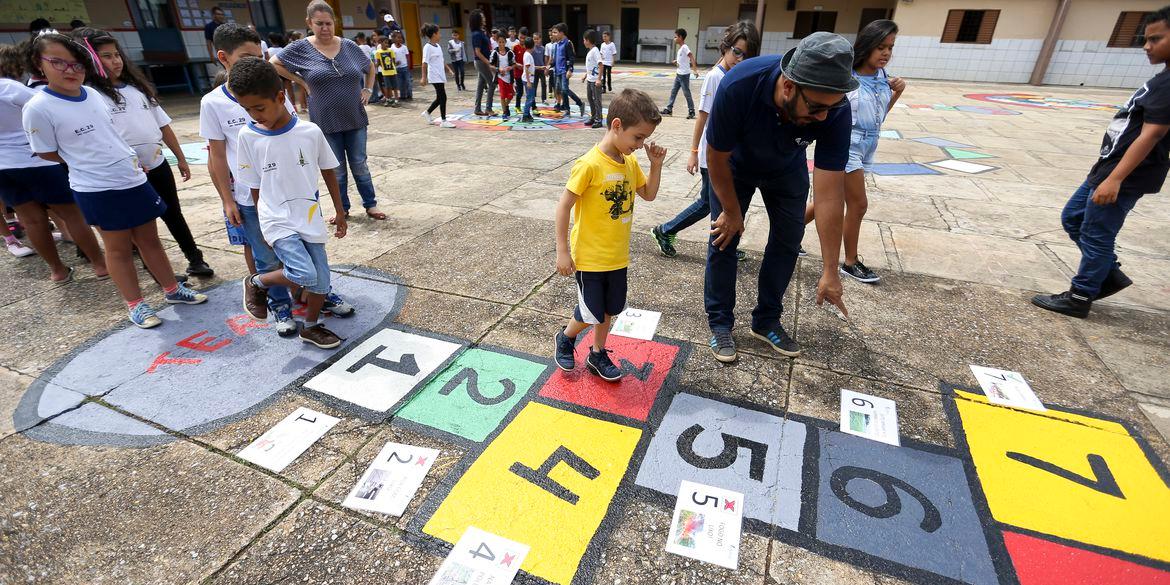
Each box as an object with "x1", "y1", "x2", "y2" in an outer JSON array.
[{"x1": 0, "y1": 0, "x2": 89, "y2": 25}]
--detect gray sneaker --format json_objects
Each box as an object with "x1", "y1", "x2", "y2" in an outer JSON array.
[
  {"x1": 709, "y1": 330, "x2": 737, "y2": 363},
  {"x1": 750, "y1": 326, "x2": 801, "y2": 357}
]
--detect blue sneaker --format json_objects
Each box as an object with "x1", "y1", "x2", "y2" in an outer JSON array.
[
  {"x1": 273, "y1": 305, "x2": 297, "y2": 337},
  {"x1": 322, "y1": 291, "x2": 355, "y2": 317},
  {"x1": 554, "y1": 329, "x2": 576, "y2": 371},
  {"x1": 129, "y1": 302, "x2": 162, "y2": 329},
  {"x1": 750, "y1": 325, "x2": 801, "y2": 357},
  {"x1": 165, "y1": 282, "x2": 208, "y2": 305},
  {"x1": 586, "y1": 348, "x2": 623, "y2": 382}
]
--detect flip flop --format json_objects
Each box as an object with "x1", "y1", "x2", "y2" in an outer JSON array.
[
  {"x1": 327, "y1": 212, "x2": 351, "y2": 225},
  {"x1": 365, "y1": 208, "x2": 388, "y2": 220},
  {"x1": 51, "y1": 266, "x2": 74, "y2": 283}
]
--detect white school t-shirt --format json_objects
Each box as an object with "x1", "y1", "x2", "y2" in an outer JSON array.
[
  {"x1": 697, "y1": 64, "x2": 727, "y2": 169},
  {"x1": 235, "y1": 116, "x2": 340, "y2": 245},
  {"x1": 423, "y1": 42, "x2": 446, "y2": 83},
  {"x1": 199, "y1": 84, "x2": 294, "y2": 206},
  {"x1": 601, "y1": 41, "x2": 617, "y2": 66},
  {"x1": 392, "y1": 44, "x2": 410, "y2": 69},
  {"x1": 522, "y1": 51, "x2": 535, "y2": 84},
  {"x1": 585, "y1": 47, "x2": 601, "y2": 83},
  {"x1": 0, "y1": 79, "x2": 54, "y2": 169},
  {"x1": 22, "y1": 87, "x2": 146, "y2": 192},
  {"x1": 448, "y1": 39, "x2": 464, "y2": 61},
  {"x1": 105, "y1": 84, "x2": 172, "y2": 171},
  {"x1": 676, "y1": 44, "x2": 692, "y2": 75}
]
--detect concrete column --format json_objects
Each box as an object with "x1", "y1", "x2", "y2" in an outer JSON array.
[
  {"x1": 755, "y1": 0, "x2": 766, "y2": 31},
  {"x1": 1030, "y1": 0, "x2": 1071, "y2": 86}
]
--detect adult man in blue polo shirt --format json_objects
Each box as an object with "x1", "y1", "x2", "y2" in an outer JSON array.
[
  {"x1": 203, "y1": 6, "x2": 226, "y2": 57},
  {"x1": 704, "y1": 32, "x2": 854, "y2": 363}
]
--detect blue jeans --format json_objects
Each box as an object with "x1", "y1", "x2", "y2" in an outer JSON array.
[
  {"x1": 272, "y1": 234, "x2": 331, "y2": 295},
  {"x1": 662, "y1": 168, "x2": 711, "y2": 235},
  {"x1": 237, "y1": 204, "x2": 292, "y2": 312},
  {"x1": 398, "y1": 67, "x2": 413, "y2": 99},
  {"x1": 323, "y1": 128, "x2": 377, "y2": 211},
  {"x1": 557, "y1": 72, "x2": 582, "y2": 111},
  {"x1": 665, "y1": 73, "x2": 694, "y2": 113},
  {"x1": 523, "y1": 82, "x2": 537, "y2": 118},
  {"x1": 452, "y1": 60, "x2": 465, "y2": 89},
  {"x1": 704, "y1": 166, "x2": 809, "y2": 332},
  {"x1": 1062, "y1": 179, "x2": 1143, "y2": 297}
]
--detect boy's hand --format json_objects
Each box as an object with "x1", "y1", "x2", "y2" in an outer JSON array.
[
  {"x1": 644, "y1": 141, "x2": 667, "y2": 165},
  {"x1": 223, "y1": 202, "x2": 242, "y2": 227},
  {"x1": 889, "y1": 76, "x2": 906, "y2": 93},
  {"x1": 334, "y1": 215, "x2": 348, "y2": 238},
  {"x1": 177, "y1": 160, "x2": 191, "y2": 181},
  {"x1": 1092, "y1": 179, "x2": 1120, "y2": 205},
  {"x1": 556, "y1": 250, "x2": 575, "y2": 276},
  {"x1": 686, "y1": 150, "x2": 698, "y2": 175}
]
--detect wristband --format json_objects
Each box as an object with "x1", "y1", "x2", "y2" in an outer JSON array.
[
  {"x1": 691, "y1": 149, "x2": 699, "y2": 153},
  {"x1": 361, "y1": 87, "x2": 373, "y2": 93}
]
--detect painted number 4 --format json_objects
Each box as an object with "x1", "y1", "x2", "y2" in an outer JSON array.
[{"x1": 468, "y1": 542, "x2": 518, "y2": 567}]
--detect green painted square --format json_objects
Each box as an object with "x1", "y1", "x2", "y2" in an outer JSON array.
[{"x1": 395, "y1": 348, "x2": 546, "y2": 442}]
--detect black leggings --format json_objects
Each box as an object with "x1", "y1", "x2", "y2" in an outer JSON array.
[
  {"x1": 146, "y1": 161, "x2": 203, "y2": 264},
  {"x1": 604, "y1": 64, "x2": 613, "y2": 90},
  {"x1": 534, "y1": 70, "x2": 547, "y2": 102},
  {"x1": 427, "y1": 82, "x2": 447, "y2": 120}
]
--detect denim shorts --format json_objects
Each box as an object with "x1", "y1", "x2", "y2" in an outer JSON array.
[
  {"x1": 271, "y1": 234, "x2": 331, "y2": 295},
  {"x1": 846, "y1": 128, "x2": 880, "y2": 174}
]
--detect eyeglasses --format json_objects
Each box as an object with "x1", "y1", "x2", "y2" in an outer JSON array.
[
  {"x1": 795, "y1": 86, "x2": 848, "y2": 115},
  {"x1": 730, "y1": 46, "x2": 746, "y2": 60},
  {"x1": 40, "y1": 56, "x2": 86, "y2": 74}
]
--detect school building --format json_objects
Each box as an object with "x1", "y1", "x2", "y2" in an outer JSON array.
[{"x1": 0, "y1": 0, "x2": 1164, "y2": 90}]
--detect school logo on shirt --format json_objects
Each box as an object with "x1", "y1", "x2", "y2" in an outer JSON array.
[
  {"x1": 226, "y1": 116, "x2": 247, "y2": 128},
  {"x1": 298, "y1": 149, "x2": 308, "y2": 167},
  {"x1": 111, "y1": 103, "x2": 128, "y2": 114},
  {"x1": 262, "y1": 162, "x2": 278, "y2": 173},
  {"x1": 794, "y1": 137, "x2": 812, "y2": 147},
  {"x1": 73, "y1": 124, "x2": 95, "y2": 137}
]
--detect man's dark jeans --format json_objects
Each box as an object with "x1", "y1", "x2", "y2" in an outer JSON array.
[{"x1": 1062, "y1": 179, "x2": 1143, "y2": 297}]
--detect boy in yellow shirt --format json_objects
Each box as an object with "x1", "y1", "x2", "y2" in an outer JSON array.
[
  {"x1": 374, "y1": 36, "x2": 398, "y2": 107},
  {"x1": 554, "y1": 89, "x2": 666, "y2": 381}
]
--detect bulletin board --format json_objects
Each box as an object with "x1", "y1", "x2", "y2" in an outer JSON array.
[
  {"x1": 175, "y1": 0, "x2": 253, "y2": 30},
  {"x1": 0, "y1": 0, "x2": 89, "y2": 30}
]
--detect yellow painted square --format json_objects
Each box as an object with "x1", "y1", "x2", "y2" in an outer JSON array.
[
  {"x1": 423, "y1": 402, "x2": 642, "y2": 585},
  {"x1": 954, "y1": 390, "x2": 1170, "y2": 562}
]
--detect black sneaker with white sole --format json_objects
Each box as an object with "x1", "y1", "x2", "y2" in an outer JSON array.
[
  {"x1": 840, "y1": 259, "x2": 880, "y2": 283},
  {"x1": 750, "y1": 326, "x2": 801, "y2": 357},
  {"x1": 709, "y1": 330, "x2": 737, "y2": 363},
  {"x1": 1031, "y1": 289, "x2": 1091, "y2": 318}
]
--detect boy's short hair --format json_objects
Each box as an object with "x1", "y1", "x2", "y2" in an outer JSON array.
[
  {"x1": 603, "y1": 30, "x2": 611, "y2": 37},
  {"x1": 227, "y1": 56, "x2": 283, "y2": 99},
  {"x1": 675, "y1": 28, "x2": 687, "y2": 40},
  {"x1": 421, "y1": 23, "x2": 438, "y2": 38},
  {"x1": 355, "y1": 32, "x2": 366, "y2": 40},
  {"x1": 508, "y1": 26, "x2": 516, "y2": 32},
  {"x1": 213, "y1": 23, "x2": 261, "y2": 54},
  {"x1": 491, "y1": 28, "x2": 500, "y2": 35},
  {"x1": 606, "y1": 88, "x2": 662, "y2": 128},
  {"x1": 519, "y1": 27, "x2": 528, "y2": 36},
  {"x1": 1145, "y1": 6, "x2": 1170, "y2": 27},
  {"x1": 524, "y1": 37, "x2": 534, "y2": 49},
  {"x1": 554, "y1": 22, "x2": 568, "y2": 34},
  {"x1": 585, "y1": 29, "x2": 599, "y2": 47}
]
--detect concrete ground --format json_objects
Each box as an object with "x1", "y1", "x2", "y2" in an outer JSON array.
[{"x1": 2, "y1": 65, "x2": 1169, "y2": 584}]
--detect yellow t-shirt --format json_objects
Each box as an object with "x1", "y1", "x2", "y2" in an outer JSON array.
[
  {"x1": 566, "y1": 145, "x2": 648, "y2": 272},
  {"x1": 375, "y1": 48, "x2": 396, "y2": 76}
]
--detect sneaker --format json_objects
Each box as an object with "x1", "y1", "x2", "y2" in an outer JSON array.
[
  {"x1": 6, "y1": 220, "x2": 23, "y2": 239},
  {"x1": 736, "y1": 250, "x2": 747, "y2": 262},
  {"x1": 521, "y1": 116, "x2": 535, "y2": 123},
  {"x1": 578, "y1": 105, "x2": 586, "y2": 118},
  {"x1": 750, "y1": 325, "x2": 801, "y2": 357},
  {"x1": 300, "y1": 324, "x2": 342, "y2": 349},
  {"x1": 440, "y1": 120, "x2": 457, "y2": 128},
  {"x1": 586, "y1": 348, "x2": 623, "y2": 381},
  {"x1": 686, "y1": 111, "x2": 696, "y2": 119},
  {"x1": 129, "y1": 302, "x2": 162, "y2": 329},
  {"x1": 273, "y1": 306, "x2": 297, "y2": 337},
  {"x1": 651, "y1": 225, "x2": 677, "y2": 258},
  {"x1": 553, "y1": 329, "x2": 576, "y2": 371},
  {"x1": 660, "y1": 108, "x2": 672, "y2": 116},
  {"x1": 1031, "y1": 289, "x2": 1091, "y2": 318},
  {"x1": 840, "y1": 259, "x2": 880, "y2": 284},
  {"x1": 798, "y1": 246, "x2": 808, "y2": 257},
  {"x1": 6, "y1": 239, "x2": 34, "y2": 258},
  {"x1": 165, "y1": 281, "x2": 209, "y2": 305},
  {"x1": 1097, "y1": 267, "x2": 1133, "y2": 299},
  {"x1": 709, "y1": 330, "x2": 737, "y2": 363},
  {"x1": 590, "y1": 121, "x2": 603, "y2": 129},
  {"x1": 185, "y1": 260, "x2": 214, "y2": 277},
  {"x1": 242, "y1": 274, "x2": 268, "y2": 320},
  {"x1": 323, "y1": 291, "x2": 355, "y2": 317},
  {"x1": 420, "y1": 110, "x2": 433, "y2": 124}
]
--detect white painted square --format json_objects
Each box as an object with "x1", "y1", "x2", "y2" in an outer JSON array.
[
  {"x1": 237, "y1": 407, "x2": 340, "y2": 472},
  {"x1": 428, "y1": 526, "x2": 530, "y2": 585},
  {"x1": 929, "y1": 159, "x2": 997, "y2": 174},
  {"x1": 304, "y1": 328, "x2": 462, "y2": 412}
]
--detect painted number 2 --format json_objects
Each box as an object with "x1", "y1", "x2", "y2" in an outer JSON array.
[{"x1": 439, "y1": 367, "x2": 516, "y2": 406}]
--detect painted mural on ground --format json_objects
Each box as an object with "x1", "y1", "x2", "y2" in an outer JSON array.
[
  {"x1": 611, "y1": 69, "x2": 705, "y2": 80},
  {"x1": 894, "y1": 103, "x2": 1022, "y2": 116},
  {"x1": 444, "y1": 105, "x2": 608, "y2": 132},
  {"x1": 17, "y1": 274, "x2": 1169, "y2": 584},
  {"x1": 964, "y1": 93, "x2": 1120, "y2": 112}
]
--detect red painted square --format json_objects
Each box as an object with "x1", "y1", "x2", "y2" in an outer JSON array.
[
  {"x1": 538, "y1": 330, "x2": 679, "y2": 421},
  {"x1": 1003, "y1": 531, "x2": 1170, "y2": 585}
]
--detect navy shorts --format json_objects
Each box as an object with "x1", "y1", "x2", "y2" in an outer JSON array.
[
  {"x1": 73, "y1": 181, "x2": 167, "y2": 231},
  {"x1": 573, "y1": 268, "x2": 627, "y2": 325},
  {"x1": 0, "y1": 165, "x2": 75, "y2": 207}
]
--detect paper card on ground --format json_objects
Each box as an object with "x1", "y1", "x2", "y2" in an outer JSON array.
[
  {"x1": 609, "y1": 308, "x2": 662, "y2": 340},
  {"x1": 664, "y1": 480, "x2": 744, "y2": 569},
  {"x1": 237, "y1": 407, "x2": 340, "y2": 472},
  {"x1": 427, "y1": 526, "x2": 530, "y2": 585},
  {"x1": 969, "y1": 365, "x2": 1046, "y2": 411},
  {"x1": 840, "y1": 389, "x2": 900, "y2": 446},
  {"x1": 344, "y1": 442, "x2": 440, "y2": 516}
]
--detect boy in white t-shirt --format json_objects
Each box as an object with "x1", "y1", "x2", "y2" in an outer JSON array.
[
  {"x1": 392, "y1": 32, "x2": 413, "y2": 100},
  {"x1": 420, "y1": 23, "x2": 456, "y2": 127},
  {"x1": 583, "y1": 30, "x2": 604, "y2": 128},
  {"x1": 230, "y1": 58, "x2": 349, "y2": 350},
  {"x1": 600, "y1": 31, "x2": 617, "y2": 92},
  {"x1": 661, "y1": 27, "x2": 696, "y2": 119},
  {"x1": 521, "y1": 37, "x2": 537, "y2": 123}
]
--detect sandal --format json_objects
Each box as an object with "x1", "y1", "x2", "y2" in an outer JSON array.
[
  {"x1": 51, "y1": 266, "x2": 74, "y2": 283},
  {"x1": 327, "y1": 211, "x2": 351, "y2": 225},
  {"x1": 365, "y1": 208, "x2": 388, "y2": 220}
]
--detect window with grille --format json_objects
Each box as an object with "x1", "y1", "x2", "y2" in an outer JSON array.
[
  {"x1": 793, "y1": 11, "x2": 838, "y2": 39},
  {"x1": 858, "y1": 8, "x2": 893, "y2": 33},
  {"x1": 941, "y1": 9, "x2": 1000, "y2": 44},
  {"x1": 1109, "y1": 12, "x2": 1152, "y2": 48}
]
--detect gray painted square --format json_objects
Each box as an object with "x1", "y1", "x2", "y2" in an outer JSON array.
[
  {"x1": 634, "y1": 392, "x2": 806, "y2": 530},
  {"x1": 815, "y1": 428, "x2": 999, "y2": 585}
]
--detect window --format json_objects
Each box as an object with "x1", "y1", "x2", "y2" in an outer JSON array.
[
  {"x1": 793, "y1": 11, "x2": 837, "y2": 39},
  {"x1": 1109, "y1": 11, "x2": 1151, "y2": 48},
  {"x1": 858, "y1": 8, "x2": 893, "y2": 33},
  {"x1": 739, "y1": 3, "x2": 764, "y2": 24},
  {"x1": 941, "y1": 9, "x2": 1000, "y2": 44}
]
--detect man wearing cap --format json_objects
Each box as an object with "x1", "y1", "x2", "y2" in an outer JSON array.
[{"x1": 703, "y1": 31, "x2": 854, "y2": 363}]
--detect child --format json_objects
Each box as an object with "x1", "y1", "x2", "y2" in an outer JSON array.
[
  {"x1": 521, "y1": 37, "x2": 537, "y2": 123},
  {"x1": 230, "y1": 57, "x2": 348, "y2": 348},
  {"x1": 448, "y1": 30, "x2": 466, "y2": 91},
  {"x1": 490, "y1": 29, "x2": 500, "y2": 52},
  {"x1": 553, "y1": 89, "x2": 666, "y2": 381},
  {"x1": 22, "y1": 32, "x2": 207, "y2": 328},
  {"x1": 375, "y1": 35, "x2": 398, "y2": 106},
  {"x1": 651, "y1": 21, "x2": 760, "y2": 272},
  {"x1": 505, "y1": 27, "x2": 518, "y2": 51},
  {"x1": 392, "y1": 32, "x2": 412, "y2": 101},
  {"x1": 512, "y1": 27, "x2": 528, "y2": 107},
  {"x1": 420, "y1": 23, "x2": 456, "y2": 128},
  {"x1": 0, "y1": 41, "x2": 107, "y2": 281},
  {"x1": 1033, "y1": 7, "x2": 1170, "y2": 317},
  {"x1": 582, "y1": 29, "x2": 603, "y2": 129},
  {"x1": 78, "y1": 27, "x2": 215, "y2": 278},
  {"x1": 491, "y1": 35, "x2": 515, "y2": 119},
  {"x1": 600, "y1": 31, "x2": 616, "y2": 93},
  {"x1": 552, "y1": 23, "x2": 583, "y2": 117},
  {"x1": 803, "y1": 20, "x2": 903, "y2": 285},
  {"x1": 661, "y1": 28, "x2": 696, "y2": 119},
  {"x1": 531, "y1": 32, "x2": 548, "y2": 105}
]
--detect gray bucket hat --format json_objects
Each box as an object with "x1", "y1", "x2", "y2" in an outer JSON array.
[{"x1": 780, "y1": 31, "x2": 858, "y2": 94}]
